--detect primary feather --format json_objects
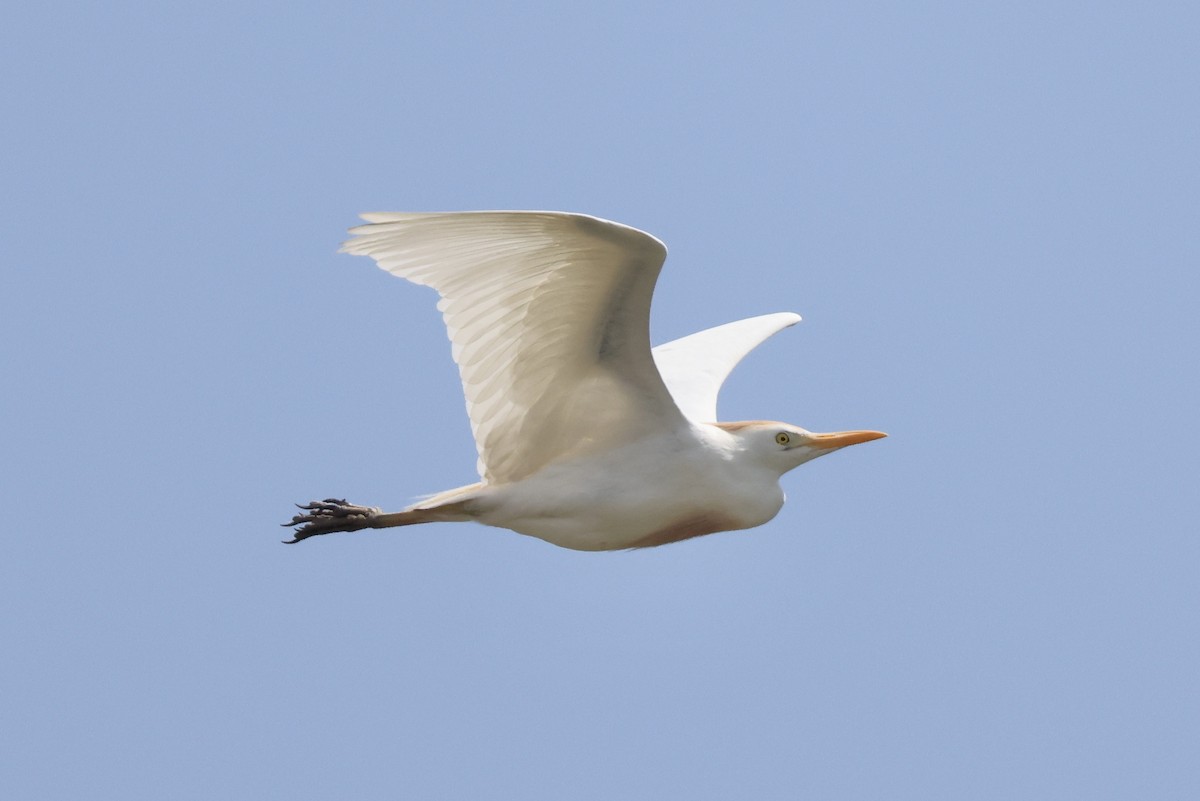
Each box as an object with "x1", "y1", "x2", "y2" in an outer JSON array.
[
  {"x1": 341, "y1": 211, "x2": 687, "y2": 484},
  {"x1": 652, "y1": 312, "x2": 802, "y2": 422}
]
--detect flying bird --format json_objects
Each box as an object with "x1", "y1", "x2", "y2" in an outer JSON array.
[{"x1": 284, "y1": 211, "x2": 885, "y2": 550}]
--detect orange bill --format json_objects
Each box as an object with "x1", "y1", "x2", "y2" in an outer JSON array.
[{"x1": 806, "y1": 430, "x2": 888, "y2": 449}]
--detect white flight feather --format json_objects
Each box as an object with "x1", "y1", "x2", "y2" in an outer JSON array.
[
  {"x1": 341, "y1": 211, "x2": 688, "y2": 485},
  {"x1": 652, "y1": 312, "x2": 802, "y2": 422}
]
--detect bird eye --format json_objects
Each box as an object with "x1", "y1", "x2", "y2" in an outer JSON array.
[{"x1": 775, "y1": 432, "x2": 791, "y2": 446}]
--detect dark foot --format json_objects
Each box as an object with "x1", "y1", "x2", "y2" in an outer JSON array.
[{"x1": 282, "y1": 498, "x2": 382, "y2": 543}]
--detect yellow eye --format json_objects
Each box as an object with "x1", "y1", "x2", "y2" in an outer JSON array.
[{"x1": 775, "y1": 432, "x2": 791, "y2": 446}]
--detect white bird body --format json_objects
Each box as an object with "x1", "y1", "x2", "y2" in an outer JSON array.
[
  {"x1": 432, "y1": 423, "x2": 785, "y2": 551},
  {"x1": 284, "y1": 211, "x2": 885, "y2": 550}
]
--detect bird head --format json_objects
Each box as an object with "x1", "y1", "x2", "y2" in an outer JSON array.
[{"x1": 721, "y1": 421, "x2": 887, "y2": 475}]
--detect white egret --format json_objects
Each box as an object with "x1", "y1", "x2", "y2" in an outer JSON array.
[{"x1": 284, "y1": 211, "x2": 885, "y2": 550}]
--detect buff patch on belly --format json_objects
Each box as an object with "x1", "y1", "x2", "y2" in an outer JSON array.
[{"x1": 626, "y1": 512, "x2": 740, "y2": 549}]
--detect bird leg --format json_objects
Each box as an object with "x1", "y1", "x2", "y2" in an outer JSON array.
[
  {"x1": 281, "y1": 497, "x2": 462, "y2": 543},
  {"x1": 282, "y1": 498, "x2": 384, "y2": 543}
]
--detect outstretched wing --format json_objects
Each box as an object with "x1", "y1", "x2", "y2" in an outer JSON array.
[
  {"x1": 652, "y1": 312, "x2": 802, "y2": 422},
  {"x1": 341, "y1": 211, "x2": 688, "y2": 484}
]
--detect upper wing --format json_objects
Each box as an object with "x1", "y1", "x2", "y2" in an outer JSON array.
[
  {"x1": 651, "y1": 312, "x2": 802, "y2": 422},
  {"x1": 341, "y1": 211, "x2": 688, "y2": 484}
]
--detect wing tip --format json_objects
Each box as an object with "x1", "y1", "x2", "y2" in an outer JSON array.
[
  {"x1": 757, "y1": 311, "x2": 803, "y2": 329},
  {"x1": 339, "y1": 212, "x2": 407, "y2": 253}
]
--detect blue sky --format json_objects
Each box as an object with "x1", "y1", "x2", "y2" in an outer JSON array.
[{"x1": 3, "y1": 2, "x2": 1197, "y2": 799}]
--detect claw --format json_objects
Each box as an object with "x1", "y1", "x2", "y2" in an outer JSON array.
[{"x1": 280, "y1": 498, "x2": 381, "y2": 543}]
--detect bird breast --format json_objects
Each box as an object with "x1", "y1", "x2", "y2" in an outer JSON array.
[{"x1": 476, "y1": 428, "x2": 786, "y2": 550}]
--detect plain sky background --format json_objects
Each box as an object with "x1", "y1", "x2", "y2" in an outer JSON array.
[{"x1": 3, "y1": 2, "x2": 1197, "y2": 799}]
